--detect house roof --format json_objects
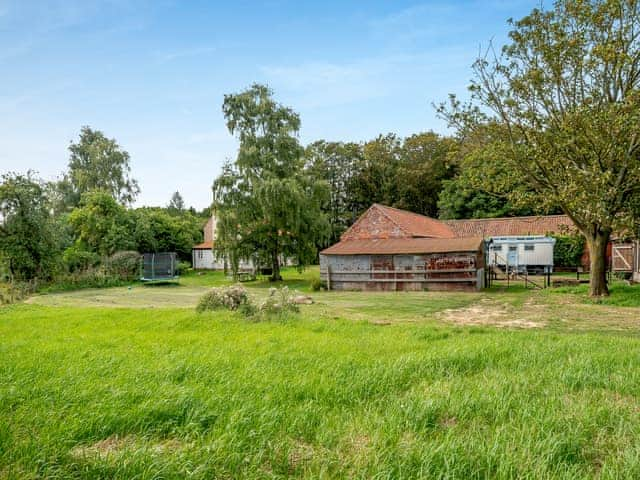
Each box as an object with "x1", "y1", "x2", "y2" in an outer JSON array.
[
  {"x1": 192, "y1": 241, "x2": 213, "y2": 249},
  {"x1": 444, "y1": 215, "x2": 577, "y2": 238},
  {"x1": 321, "y1": 236, "x2": 483, "y2": 255},
  {"x1": 369, "y1": 204, "x2": 455, "y2": 238}
]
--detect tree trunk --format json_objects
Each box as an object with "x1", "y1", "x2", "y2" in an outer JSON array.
[
  {"x1": 270, "y1": 250, "x2": 282, "y2": 282},
  {"x1": 586, "y1": 230, "x2": 610, "y2": 297}
]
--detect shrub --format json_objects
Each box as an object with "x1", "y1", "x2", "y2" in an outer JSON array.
[
  {"x1": 310, "y1": 278, "x2": 326, "y2": 291},
  {"x1": 257, "y1": 286, "x2": 300, "y2": 316},
  {"x1": 196, "y1": 285, "x2": 251, "y2": 313},
  {"x1": 105, "y1": 251, "x2": 141, "y2": 280},
  {"x1": 63, "y1": 246, "x2": 100, "y2": 272},
  {"x1": 552, "y1": 234, "x2": 586, "y2": 268},
  {"x1": 42, "y1": 268, "x2": 130, "y2": 293},
  {"x1": 0, "y1": 281, "x2": 37, "y2": 304},
  {"x1": 177, "y1": 261, "x2": 191, "y2": 274}
]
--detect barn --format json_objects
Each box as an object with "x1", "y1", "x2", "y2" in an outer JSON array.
[{"x1": 320, "y1": 204, "x2": 485, "y2": 291}]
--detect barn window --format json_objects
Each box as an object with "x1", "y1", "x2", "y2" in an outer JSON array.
[{"x1": 524, "y1": 245, "x2": 535, "y2": 251}]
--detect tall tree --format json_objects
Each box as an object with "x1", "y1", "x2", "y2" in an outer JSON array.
[
  {"x1": 213, "y1": 84, "x2": 330, "y2": 281},
  {"x1": 62, "y1": 126, "x2": 139, "y2": 208},
  {"x1": 167, "y1": 191, "x2": 185, "y2": 215},
  {"x1": 68, "y1": 191, "x2": 135, "y2": 256},
  {"x1": 305, "y1": 140, "x2": 362, "y2": 245},
  {"x1": 0, "y1": 172, "x2": 61, "y2": 280},
  {"x1": 440, "y1": 0, "x2": 640, "y2": 296},
  {"x1": 395, "y1": 132, "x2": 458, "y2": 217},
  {"x1": 349, "y1": 134, "x2": 402, "y2": 214}
]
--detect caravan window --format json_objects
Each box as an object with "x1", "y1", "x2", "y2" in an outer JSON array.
[{"x1": 524, "y1": 245, "x2": 535, "y2": 251}]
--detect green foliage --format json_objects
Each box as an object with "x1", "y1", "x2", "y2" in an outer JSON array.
[
  {"x1": 68, "y1": 191, "x2": 135, "y2": 256},
  {"x1": 395, "y1": 132, "x2": 458, "y2": 217},
  {"x1": 439, "y1": 0, "x2": 640, "y2": 296},
  {"x1": 62, "y1": 126, "x2": 139, "y2": 208},
  {"x1": 131, "y1": 207, "x2": 202, "y2": 261},
  {"x1": 553, "y1": 235, "x2": 586, "y2": 268},
  {"x1": 104, "y1": 251, "x2": 141, "y2": 280},
  {"x1": 310, "y1": 277, "x2": 326, "y2": 291},
  {"x1": 62, "y1": 245, "x2": 101, "y2": 272},
  {"x1": 167, "y1": 191, "x2": 185, "y2": 215},
  {"x1": 305, "y1": 140, "x2": 362, "y2": 245},
  {"x1": 214, "y1": 84, "x2": 330, "y2": 280},
  {"x1": 0, "y1": 172, "x2": 63, "y2": 280}
]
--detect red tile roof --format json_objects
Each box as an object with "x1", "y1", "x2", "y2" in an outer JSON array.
[
  {"x1": 192, "y1": 241, "x2": 213, "y2": 249},
  {"x1": 444, "y1": 215, "x2": 577, "y2": 238},
  {"x1": 321, "y1": 237, "x2": 484, "y2": 255},
  {"x1": 355, "y1": 204, "x2": 455, "y2": 239}
]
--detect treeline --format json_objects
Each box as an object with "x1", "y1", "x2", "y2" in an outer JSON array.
[
  {"x1": 304, "y1": 131, "x2": 538, "y2": 246},
  {"x1": 0, "y1": 127, "x2": 208, "y2": 287}
]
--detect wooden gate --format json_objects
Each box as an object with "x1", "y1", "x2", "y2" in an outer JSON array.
[{"x1": 612, "y1": 243, "x2": 634, "y2": 272}]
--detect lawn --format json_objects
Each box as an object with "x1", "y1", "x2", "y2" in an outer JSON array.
[{"x1": 3, "y1": 269, "x2": 640, "y2": 478}]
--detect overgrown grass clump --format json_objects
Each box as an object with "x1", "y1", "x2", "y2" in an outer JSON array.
[{"x1": 196, "y1": 285, "x2": 300, "y2": 319}]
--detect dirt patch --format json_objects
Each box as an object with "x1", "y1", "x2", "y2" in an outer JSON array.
[
  {"x1": 288, "y1": 440, "x2": 315, "y2": 470},
  {"x1": 70, "y1": 435, "x2": 190, "y2": 460},
  {"x1": 437, "y1": 299, "x2": 546, "y2": 329},
  {"x1": 70, "y1": 435, "x2": 136, "y2": 459}
]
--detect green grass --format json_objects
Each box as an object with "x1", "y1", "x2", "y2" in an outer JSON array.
[
  {"x1": 550, "y1": 280, "x2": 640, "y2": 307},
  {"x1": 3, "y1": 270, "x2": 640, "y2": 478}
]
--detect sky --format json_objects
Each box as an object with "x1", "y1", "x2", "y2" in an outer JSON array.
[{"x1": 0, "y1": 0, "x2": 537, "y2": 209}]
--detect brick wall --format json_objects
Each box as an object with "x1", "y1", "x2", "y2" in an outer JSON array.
[{"x1": 341, "y1": 207, "x2": 408, "y2": 241}]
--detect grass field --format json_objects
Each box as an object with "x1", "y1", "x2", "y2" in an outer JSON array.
[{"x1": 3, "y1": 268, "x2": 640, "y2": 478}]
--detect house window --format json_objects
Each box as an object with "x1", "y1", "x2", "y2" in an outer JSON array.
[
  {"x1": 492, "y1": 245, "x2": 503, "y2": 251},
  {"x1": 524, "y1": 245, "x2": 535, "y2": 251},
  {"x1": 509, "y1": 246, "x2": 517, "y2": 252}
]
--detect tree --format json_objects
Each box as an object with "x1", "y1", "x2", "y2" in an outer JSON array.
[
  {"x1": 62, "y1": 126, "x2": 139, "y2": 208},
  {"x1": 348, "y1": 134, "x2": 402, "y2": 214},
  {"x1": 167, "y1": 191, "x2": 185, "y2": 215},
  {"x1": 68, "y1": 191, "x2": 135, "y2": 256},
  {"x1": 395, "y1": 132, "x2": 458, "y2": 217},
  {"x1": 305, "y1": 140, "x2": 362, "y2": 245},
  {"x1": 439, "y1": 0, "x2": 640, "y2": 296},
  {"x1": 0, "y1": 172, "x2": 62, "y2": 280},
  {"x1": 131, "y1": 207, "x2": 202, "y2": 261},
  {"x1": 213, "y1": 84, "x2": 330, "y2": 281}
]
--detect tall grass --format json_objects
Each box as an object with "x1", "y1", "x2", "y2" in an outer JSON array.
[{"x1": 3, "y1": 303, "x2": 640, "y2": 478}]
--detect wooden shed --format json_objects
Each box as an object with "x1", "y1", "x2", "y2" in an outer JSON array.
[{"x1": 319, "y1": 204, "x2": 485, "y2": 291}]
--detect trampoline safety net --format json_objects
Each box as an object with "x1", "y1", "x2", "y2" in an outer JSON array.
[{"x1": 141, "y1": 252, "x2": 178, "y2": 281}]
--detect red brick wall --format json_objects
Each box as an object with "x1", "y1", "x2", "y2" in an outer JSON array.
[{"x1": 341, "y1": 207, "x2": 408, "y2": 240}]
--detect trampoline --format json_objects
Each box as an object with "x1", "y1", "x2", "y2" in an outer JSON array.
[{"x1": 140, "y1": 252, "x2": 179, "y2": 282}]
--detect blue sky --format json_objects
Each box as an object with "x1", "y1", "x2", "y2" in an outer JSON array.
[{"x1": 0, "y1": 0, "x2": 536, "y2": 209}]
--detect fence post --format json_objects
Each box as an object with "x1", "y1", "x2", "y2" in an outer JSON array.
[{"x1": 327, "y1": 264, "x2": 332, "y2": 291}]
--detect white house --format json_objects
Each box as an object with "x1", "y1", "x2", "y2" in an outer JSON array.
[{"x1": 191, "y1": 215, "x2": 253, "y2": 270}]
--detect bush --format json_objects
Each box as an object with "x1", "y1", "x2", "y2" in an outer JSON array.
[
  {"x1": 63, "y1": 246, "x2": 100, "y2": 272},
  {"x1": 177, "y1": 261, "x2": 191, "y2": 274},
  {"x1": 0, "y1": 281, "x2": 37, "y2": 304},
  {"x1": 196, "y1": 285, "x2": 251, "y2": 313},
  {"x1": 257, "y1": 286, "x2": 300, "y2": 316},
  {"x1": 310, "y1": 278, "x2": 326, "y2": 291},
  {"x1": 43, "y1": 268, "x2": 131, "y2": 293},
  {"x1": 105, "y1": 251, "x2": 141, "y2": 280},
  {"x1": 553, "y1": 234, "x2": 586, "y2": 268}
]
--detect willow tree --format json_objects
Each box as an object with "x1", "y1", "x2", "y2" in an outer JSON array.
[
  {"x1": 213, "y1": 84, "x2": 329, "y2": 281},
  {"x1": 441, "y1": 0, "x2": 640, "y2": 296}
]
